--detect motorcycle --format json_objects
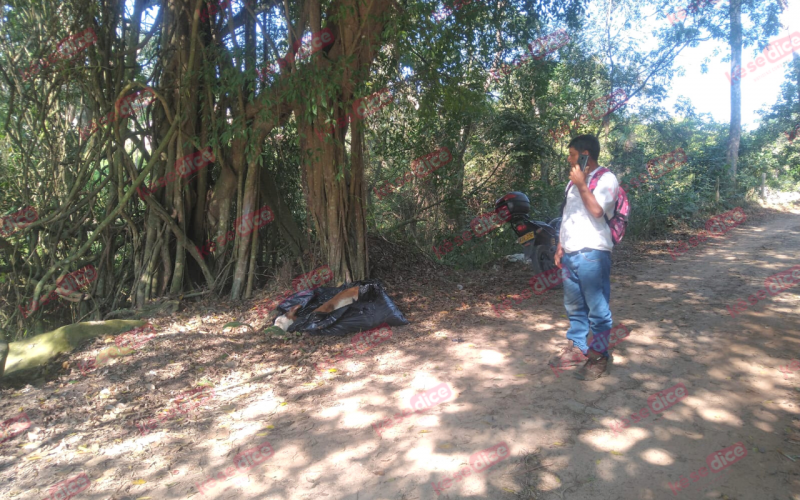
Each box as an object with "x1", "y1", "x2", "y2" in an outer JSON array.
[{"x1": 495, "y1": 191, "x2": 562, "y2": 279}]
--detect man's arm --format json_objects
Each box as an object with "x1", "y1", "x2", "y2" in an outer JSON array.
[{"x1": 576, "y1": 183, "x2": 605, "y2": 219}]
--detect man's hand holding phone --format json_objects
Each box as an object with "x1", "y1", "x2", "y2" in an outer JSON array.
[
  {"x1": 569, "y1": 163, "x2": 586, "y2": 187},
  {"x1": 569, "y1": 153, "x2": 590, "y2": 187}
]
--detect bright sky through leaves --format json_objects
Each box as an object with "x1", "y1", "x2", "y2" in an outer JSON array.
[{"x1": 664, "y1": 1, "x2": 797, "y2": 130}]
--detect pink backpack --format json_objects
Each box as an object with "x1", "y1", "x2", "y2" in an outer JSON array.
[{"x1": 563, "y1": 167, "x2": 629, "y2": 245}]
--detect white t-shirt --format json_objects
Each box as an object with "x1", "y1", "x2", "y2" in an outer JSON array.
[{"x1": 559, "y1": 167, "x2": 619, "y2": 253}]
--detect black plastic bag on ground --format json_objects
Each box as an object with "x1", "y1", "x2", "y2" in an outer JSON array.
[{"x1": 275, "y1": 279, "x2": 409, "y2": 336}]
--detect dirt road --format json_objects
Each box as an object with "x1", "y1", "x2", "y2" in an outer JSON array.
[{"x1": 1, "y1": 206, "x2": 798, "y2": 500}]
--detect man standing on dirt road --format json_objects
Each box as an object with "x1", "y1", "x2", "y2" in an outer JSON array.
[{"x1": 549, "y1": 134, "x2": 619, "y2": 380}]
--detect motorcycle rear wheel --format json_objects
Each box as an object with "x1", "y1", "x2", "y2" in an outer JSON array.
[{"x1": 529, "y1": 244, "x2": 562, "y2": 288}]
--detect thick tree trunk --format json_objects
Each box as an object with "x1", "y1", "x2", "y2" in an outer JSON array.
[
  {"x1": 260, "y1": 170, "x2": 307, "y2": 257},
  {"x1": 230, "y1": 145, "x2": 262, "y2": 300},
  {"x1": 303, "y1": 115, "x2": 360, "y2": 282},
  {"x1": 136, "y1": 210, "x2": 158, "y2": 307},
  {"x1": 447, "y1": 120, "x2": 473, "y2": 225},
  {"x1": 727, "y1": 0, "x2": 742, "y2": 181},
  {"x1": 208, "y1": 161, "x2": 238, "y2": 267},
  {"x1": 191, "y1": 104, "x2": 211, "y2": 243},
  {"x1": 349, "y1": 123, "x2": 370, "y2": 279},
  {"x1": 245, "y1": 222, "x2": 258, "y2": 298},
  {"x1": 289, "y1": 0, "x2": 394, "y2": 283}
]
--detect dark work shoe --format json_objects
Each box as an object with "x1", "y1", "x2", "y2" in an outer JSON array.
[
  {"x1": 548, "y1": 341, "x2": 587, "y2": 368},
  {"x1": 573, "y1": 354, "x2": 611, "y2": 380}
]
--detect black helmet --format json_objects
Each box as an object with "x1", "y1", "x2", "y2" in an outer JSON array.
[{"x1": 494, "y1": 191, "x2": 531, "y2": 217}]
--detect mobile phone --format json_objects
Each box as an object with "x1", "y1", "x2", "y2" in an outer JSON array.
[{"x1": 578, "y1": 154, "x2": 589, "y2": 172}]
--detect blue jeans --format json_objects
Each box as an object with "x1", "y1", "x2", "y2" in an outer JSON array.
[{"x1": 561, "y1": 249, "x2": 612, "y2": 358}]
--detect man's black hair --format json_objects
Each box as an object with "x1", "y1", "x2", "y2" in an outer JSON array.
[{"x1": 568, "y1": 134, "x2": 601, "y2": 161}]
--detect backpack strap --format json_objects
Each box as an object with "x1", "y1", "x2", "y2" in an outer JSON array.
[
  {"x1": 587, "y1": 167, "x2": 610, "y2": 191},
  {"x1": 589, "y1": 168, "x2": 611, "y2": 223},
  {"x1": 560, "y1": 182, "x2": 571, "y2": 216}
]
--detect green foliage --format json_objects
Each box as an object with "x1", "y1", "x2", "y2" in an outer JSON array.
[{"x1": 367, "y1": 0, "x2": 798, "y2": 266}]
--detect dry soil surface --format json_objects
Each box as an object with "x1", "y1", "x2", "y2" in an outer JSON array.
[{"x1": 1, "y1": 205, "x2": 799, "y2": 500}]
